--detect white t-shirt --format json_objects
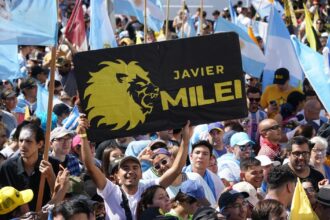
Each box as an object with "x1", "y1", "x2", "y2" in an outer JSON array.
[{"x1": 98, "y1": 178, "x2": 159, "y2": 220}]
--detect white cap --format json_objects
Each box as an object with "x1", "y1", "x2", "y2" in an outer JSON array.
[
  {"x1": 255, "y1": 155, "x2": 281, "y2": 167},
  {"x1": 321, "y1": 32, "x2": 328, "y2": 38},
  {"x1": 233, "y1": 181, "x2": 259, "y2": 206}
]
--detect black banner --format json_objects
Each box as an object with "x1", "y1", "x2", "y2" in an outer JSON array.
[{"x1": 73, "y1": 32, "x2": 247, "y2": 141}]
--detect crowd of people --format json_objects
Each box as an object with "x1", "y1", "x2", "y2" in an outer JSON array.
[{"x1": 1, "y1": 0, "x2": 330, "y2": 219}]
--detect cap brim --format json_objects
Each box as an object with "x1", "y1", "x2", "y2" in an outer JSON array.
[
  {"x1": 20, "y1": 189, "x2": 34, "y2": 204},
  {"x1": 119, "y1": 156, "x2": 140, "y2": 168},
  {"x1": 209, "y1": 128, "x2": 223, "y2": 133},
  {"x1": 236, "y1": 140, "x2": 255, "y2": 146}
]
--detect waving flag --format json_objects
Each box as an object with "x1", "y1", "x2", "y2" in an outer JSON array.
[
  {"x1": 35, "y1": 84, "x2": 60, "y2": 118},
  {"x1": 228, "y1": 0, "x2": 237, "y2": 24},
  {"x1": 178, "y1": 15, "x2": 196, "y2": 38},
  {"x1": 303, "y1": 4, "x2": 321, "y2": 51},
  {"x1": 113, "y1": 0, "x2": 165, "y2": 32},
  {"x1": 0, "y1": 45, "x2": 20, "y2": 79},
  {"x1": 290, "y1": 178, "x2": 319, "y2": 220},
  {"x1": 215, "y1": 17, "x2": 266, "y2": 78},
  {"x1": 90, "y1": 0, "x2": 117, "y2": 50},
  {"x1": 251, "y1": 0, "x2": 284, "y2": 20},
  {"x1": 262, "y1": 6, "x2": 303, "y2": 90},
  {"x1": 65, "y1": 0, "x2": 87, "y2": 51},
  {"x1": 292, "y1": 36, "x2": 330, "y2": 113},
  {"x1": 62, "y1": 105, "x2": 80, "y2": 130},
  {"x1": 0, "y1": 0, "x2": 57, "y2": 45}
]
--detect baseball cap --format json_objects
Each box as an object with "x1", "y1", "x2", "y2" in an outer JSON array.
[
  {"x1": 232, "y1": 182, "x2": 259, "y2": 207},
  {"x1": 181, "y1": 179, "x2": 210, "y2": 207},
  {"x1": 230, "y1": 132, "x2": 254, "y2": 147},
  {"x1": 192, "y1": 207, "x2": 224, "y2": 220},
  {"x1": 1, "y1": 89, "x2": 16, "y2": 100},
  {"x1": 273, "y1": 68, "x2": 289, "y2": 85},
  {"x1": 218, "y1": 190, "x2": 249, "y2": 211},
  {"x1": 50, "y1": 127, "x2": 75, "y2": 141},
  {"x1": 208, "y1": 122, "x2": 224, "y2": 133},
  {"x1": 19, "y1": 77, "x2": 37, "y2": 90},
  {"x1": 119, "y1": 156, "x2": 141, "y2": 169},
  {"x1": 317, "y1": 184, "x2": 330, "y2": 206},
  {"x1": 255, "y1": 155, "x2": 281, "y2": 167},
  {"x1": 0, "y1": 186, "x2": 33, "y2": 215},
  {"x1": 222, "y1": 130, "x2": 237, "y2": 148},
  {"x1": 108, "y1": 157, "x2": 124, "y2": 175}
]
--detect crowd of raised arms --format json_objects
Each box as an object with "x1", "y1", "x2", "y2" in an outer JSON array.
[{"x1": 1, "y1": 0, "x2": 330, "y2": 219}]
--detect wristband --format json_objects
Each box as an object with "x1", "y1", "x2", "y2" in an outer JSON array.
[{"x1": 79, "y1": 133, "x2": 87, "y2": 138}]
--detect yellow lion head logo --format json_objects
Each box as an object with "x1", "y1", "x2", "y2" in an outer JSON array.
[{"x1": 84, "y1": 59, "x2": 159, "y2": 130}]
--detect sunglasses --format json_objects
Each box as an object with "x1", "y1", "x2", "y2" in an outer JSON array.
[
  {"x1": 246, "y1": 78, "x2": 255, "y2": 82},
  {"x1": 237, "y1": 143, "x2": 252, "y2": 151},
  {"x1": 154, "y1": 158, "x2": 169, "y2": 170},
  {"x1": 248, "y1": 97, "x2": 260, "y2": 102},
  {"x1": 262, "y1": 124, "x2": 281, "y2": 132}
]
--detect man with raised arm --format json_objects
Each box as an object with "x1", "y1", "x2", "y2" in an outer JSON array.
[{"x1": 78, "y1": 117, "x2": 190, "y2": 220}]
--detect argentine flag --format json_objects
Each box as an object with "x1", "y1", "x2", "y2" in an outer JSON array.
[
  {"x1": 114, "y1": 0, "x2": 164, "y2": 32},
  {"x1": 215, "y1": 17, "x2": 266, "y2": 78},
  {"x1": 291, "y1": 36, "x2": 330, "y2": 113},
  {"x1": 90, "y1": 0, "x2": 117, "y2": 50},
  {"x1": 262, "y1": 6, "x2": 303, "y2": 90},
  {"x1": 251, "y1": 0, "x2": 284, "y2": 20},
  {"x1": 0, "y1": 0, "x2": 57, "y2": 45},
  {"x1": 63, "y1": 105, "x2": 80, "y2": 130},
  {"x1": 0, "y1": 45, "x2": 19, "y2": 79}
]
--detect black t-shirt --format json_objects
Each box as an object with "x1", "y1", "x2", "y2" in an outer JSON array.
[
  {"x1": 0, "y1": 154, "x2": 60, "y2": 213},
  {"x1": 283, "y1": 163, "x2": 324, "y2": 190}
]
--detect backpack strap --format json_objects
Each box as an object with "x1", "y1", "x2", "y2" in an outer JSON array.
[{"x1": 119, "y1": 187, "x2": 133, "y2": 220}]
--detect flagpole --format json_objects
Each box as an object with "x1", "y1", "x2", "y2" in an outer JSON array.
[
  {"x1": 36, "y1": 4, "x2": 58, "y2": 212},
  {"x1": 180, "y1": 0, "x2": 185, "y2": 38},
  {"x1": 165, "y1": 0, "x2": 170, "y2": 40},
  {"x1": 199, "y1": 0, "x2": 204, "y2": 36},
  {"x1": 144, "y1": 0, "x2": 147, "y2": 42}
]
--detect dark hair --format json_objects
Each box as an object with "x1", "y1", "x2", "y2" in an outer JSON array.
[
  {"x1": 102, "y1": 145, "x2": 123, "y2": 178},
  {"x1": 287, "y1": 91, "x2": 305, "y2": 112},
  {"x1": 192, "y1": 140, "x2": 213, "y2": 156},
  {"x1": 19, "y1": 122, "x2": 44, "y2": 143},
  {"x1": 240, "y1": 158, "x2": 261, "y2": 171},
  {"x1": 52, "y1": 199, "x2": 94, "y2": 219},
  {"x1": 246, "y1": 87, "x2": 261, "y2": 96},
  {"x1": 293, "y1": 125, "x2": 315, "y2": 140},
  {"x1": 174, "y1": 191, "x2": 197, "y2": 205},
  {"x1": 136, "y1": 185, "x2": 167, "y2": 220},
  {"x1": 223, "y1": 120, "x2": 244, "y2": 132},
  {"x1": 251, "y1": 199, "x2": 286, "y2": 220},
  {"x1": 286, "y1": 135, "x2": 313, "y2": 152},
  {"x1": 267, "y1": 166, "x2": 296, "y2": 190}
]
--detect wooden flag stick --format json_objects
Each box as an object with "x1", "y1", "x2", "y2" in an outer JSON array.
[
  {"x1": 165, "y1": 0, "x2": 170, "y2": 40},
  {"x1": 35, "y1": 45, "x2": 56, "y2": 211},
  {"x1": 180, "y1": 0, "x2": 186, "y2": 38},
  {"x1": 199, "y1": 0, "x2": 204, "y2": 36},
  {"x1": 144, "y1": 0, "x2": 148, "y2": 42}
]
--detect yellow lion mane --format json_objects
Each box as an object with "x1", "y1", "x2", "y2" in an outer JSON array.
[{"x1": 84, "y1": 59, "x2": 158, "y2": 130}]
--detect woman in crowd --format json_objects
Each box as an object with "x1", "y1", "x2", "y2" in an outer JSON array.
[
  {"x1": 302, "y1": 179, "x2": 317, "y2": 209},
  {"x1": 310, "y1": 136, "x2": 330, "y2": 180},
  {"x1": 101, "y1": 145, "x2": 124, "y2": 179},
  {"x1": 136, "y1": 185, "x2": 172, "y2": 220}
]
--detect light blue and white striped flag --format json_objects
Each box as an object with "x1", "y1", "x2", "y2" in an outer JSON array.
[
  {"x1": 0, "y1": 45, "x2": 19, "y2": 79},
  {"x1": 62, "y1": 105, "x2": 80, "y2": 130},
  {"x1": 262, "y1": 6, "x2": 303, "y2": 90},
  {"x1": 113, "y1": 0, "x2": 164, "y2": 32},
  {"x1": 251, "y1": 0, "x2": 284, "y2": 20},
  {"x1": 215, "y1": 17, "x2": 266, "y2": 78},
  {"x1": 291, "y1": 36, "x2": 330, "y2": 113},
  {"x1": 0, "y1": 0, "x2": 57, "y2": 45},
  {"x1": 228, "y1": 0, "x2": 237, "y2": 24},
  {"x1": 90, "y1": 0, "x2": 117, "y2": 49}
]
